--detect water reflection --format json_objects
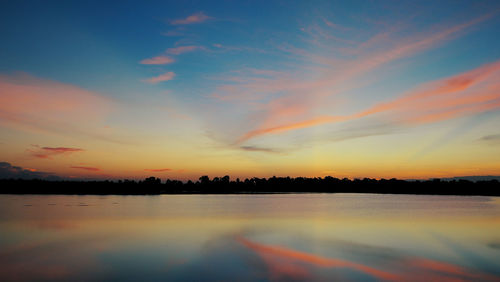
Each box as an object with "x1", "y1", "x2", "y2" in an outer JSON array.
[{"x1": 0, "y1": 194, "x2": 499, "y2": 281}]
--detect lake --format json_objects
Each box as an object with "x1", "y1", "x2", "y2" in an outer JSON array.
[{"x1": 1, "y1": 194, "x2": 499, "y2": 281}]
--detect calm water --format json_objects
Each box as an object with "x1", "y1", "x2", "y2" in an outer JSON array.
[{"x1": 1, "y1": 194, "x2": 500, "y2": 281}]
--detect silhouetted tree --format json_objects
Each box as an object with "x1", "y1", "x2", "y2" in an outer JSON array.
[{"x1": 0, "y1": 175, "x2": 499, "y2": 196}]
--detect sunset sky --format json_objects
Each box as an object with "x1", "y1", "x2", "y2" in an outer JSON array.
[{"x1": 1, "y1": 0, "x2": 500, "y2": 180}]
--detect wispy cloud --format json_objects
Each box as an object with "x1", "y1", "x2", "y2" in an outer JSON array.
[
  {"x1": 161, "y1": 29, "x2": 185, "y2": 37},
  {"x1": 0, "y1": 73, "x2": 113, "y2": 137},
  {"x1": 144, "y1": 168, "x2": 171, "y2": 172},
  {"x1": 140, "y1": 55, "x2": 174, "y2": 65},
  {"x1": 479, "y1": 134, "x2": 500, "y2": 142},
  {"x1": 240, "y1": 146, "x2": 281, "y2": 153},
  {"x1": 327, "y1": 123, "x2": 400, "y2": 143},
  {"x1": 70, "y1": 166, "x2": 100, "y2": 171},
  {"x1": 41, "y1": 147, "x2": 84, "y2": 153},
  {"x1": 27, "y1": 145, "x2": 85, "y2": 159},
  {"x1": 356, "y1": 60, "x2": 500, "y2": 118},
  {"x1": 322, "y1": 17, "x2": 351, "y2": 31},
  {"x1": 166, "y1": 45, "x2": 202, "y2": 55},
  {"x1": 171, "y1": 12, "x2": 211, "y2": 25},
  {"x1": 212, "y1": 43, "x2": 267, "y2": 54},
  {"x1": 236, "y1": 116, "x2": 348, "y2": 144},
  {"x1": 213, "y1": 15, "x2": 475, "y2": 105},
  {"x1": 235, "y1": 59, "x2": 500, "y2": 144},
  {"x1": 213, "y1": 14, "x2": 496, "y2": 145},
  {"x1": 143, "y1": 71, "x2": 175, "y2": 84}
]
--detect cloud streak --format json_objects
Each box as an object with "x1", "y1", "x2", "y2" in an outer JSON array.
[
  {"x1": 236, "y1": 116, "x2": 348, "y2": 144},
  {"x1": 166, "y1": 45, "x2": 202, "y2": 55},
  {"x1": 203, "y1": 13, "x2": 496, "y2": 146},
  {"x1": 70, "y1": 166, "x2": 100, "y2": 172},
  {"x1": 0, "y1": 73, "x2": 113, "y2": 137},
  {"x1": 140, "y1": 55, "x2": 175, "y2": 65},
  {"x1": 239, "y1": 146, "x2": 281, "y2": 153},
  {"x1": 41, "y1": 147, "x2": 84, "y2": 153},
  {"x1": 143, "y1": 72, "x2": 175, "y2": 84},
  {"x1": 27, "y1": 146, "x2": 85, "y2": 159},
  {"x1": 479, "y1": 134, "x2": 500, "y2": 142},
  {"x1": 236, "y1": 59, "x2": 500, "y2": 144},
  {"x1": 171, "y1": 12, "x2": 211, "y2": 25},
  {"x1": 144, "y1": 168, "x2": 171, "y2": 172}
]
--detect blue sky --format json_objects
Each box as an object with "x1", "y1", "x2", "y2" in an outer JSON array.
[{"x1": 1, "y1": 0, "x2": 500, "y2": 179}]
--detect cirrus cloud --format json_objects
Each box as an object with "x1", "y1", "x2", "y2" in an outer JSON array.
[
  {"x1": 139, "y1": 55, "x2": 175, "y2": 65},
  {"x1": 0, "y1": 73, "x2": 113, "y2": 137},
  {"x1": 70, "y1": 166, "x2": 100, "y2": 171},
  {"x1": 144, "y1": 168, "x2": 171, "y2": 172},
  {"x1": 166, "y1": 45, "x2": 202, "y2": 55},
  {"x1": 235, "y1": 59, "x2": 500, "y2": 144},
  {"x1": 143, "y1": 72, "x2": 175, "y2": 84},
  {"x1": 27, "y1": 146, "x2": 85, "y2": 159},
  {"x1": 221, "y1": 14, "x2": 498, "y2": 145},
  {"x1": 171, "y1": 12, "x2": 212, "y2": 25}
]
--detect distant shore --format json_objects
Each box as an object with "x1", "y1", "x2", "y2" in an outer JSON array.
[{"x1": 1, "y1": 177, "x2": 499, "y2": 196}]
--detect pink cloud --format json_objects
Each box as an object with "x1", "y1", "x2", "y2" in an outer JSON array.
[
  {"x1": 236, "y1": 116, "x2": 348, "y2": 144},
  {"x1": 214, "y1": 15, "x2": 473, "y2": 103},
  {"x1": 354, "y1": 60, "x2": 500, "y2": 125},
  {"x1": 70, "y1": 166, "x2": 100, "y2": 171},
  {"x1": 0, "y1": 73, "x2": 112, "y2": 135},
  {"x1": 29, "y1": 153, "x2": 51, "y2": 159},
  {"x1": 171, "y1": 12, "x2": 211, "y2": 25},
  {"x1": 41, "y1": 147, "x2": 84, "y2": 153},
  {"x1": 165, "y1": 45, "x2": 201, "y2": 55},
  {"x1": 139, "y1": 55, "x2": 174, "y2": 65},
  {"x1": 235, "y1": 59, "x2": 500, "y2": 143},
  {"x1": 27, "y1": 146, "x2": 85, "y2": 159},
  {"x1": 216, "y1": 14, "x2": 495, "y2": 144},
  {"x1": 144, "y1": 168, "x2": 171, "y2": 172},
  {"x1": 143, "y1": 72, "x2": 175, "y2": 84}
]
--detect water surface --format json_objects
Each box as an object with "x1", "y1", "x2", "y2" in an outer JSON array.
[{"x1": 1, "y1": 194, "x2": 499, "y2": 281}]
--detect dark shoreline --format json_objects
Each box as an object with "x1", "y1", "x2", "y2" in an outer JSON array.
[{"x1": 1, "y1": 177, "x2": 499, "y2": 196}]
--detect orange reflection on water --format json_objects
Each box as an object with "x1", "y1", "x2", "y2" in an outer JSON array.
[
  {"x1": 238, "y1": 236, "x2": 400, "y2": 281},
  {"x1": 404, "y1": 258, "x2": 497, "y2": 281},
  {"x1": 238, "y1": 236, "x2": 498, "y2": 281},
  {"x1": 1, "y1": 194, "x2": 499, "y2": 281}
]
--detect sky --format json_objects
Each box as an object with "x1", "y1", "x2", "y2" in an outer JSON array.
[{"x1": 0, "y1": 0, "x2": 500, "y2": 181}]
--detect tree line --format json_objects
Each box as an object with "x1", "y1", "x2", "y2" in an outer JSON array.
[{"x1": 0, "y1": 176, "x2": 499, "y2": 196}]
